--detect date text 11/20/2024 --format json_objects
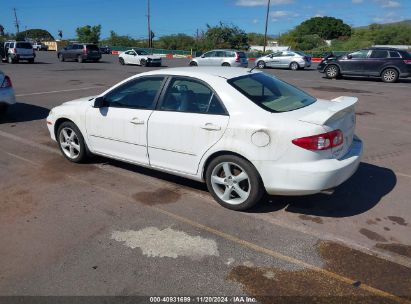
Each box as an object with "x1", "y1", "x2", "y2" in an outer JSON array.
[{"x1": 149, "y1": 296, "x2": 257, "y2": 303}]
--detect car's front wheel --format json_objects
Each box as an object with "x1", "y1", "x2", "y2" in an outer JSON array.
[
  {"x1": 58, "y1": 54, "x2": 65, "y2": 62},
  {"x1": 381, "y1": 68, "x2": 399, "y2": 83},
  {"x1": 140, "y1": 59, "x2": 147, "y2": 66},
  {"x1": 8, "y1": 56, "x2": 15, "y2": 64},
  {"x1": 57, "y1": 121, "x2": 88, "y2": 163},
  {"x1": 257, "y1": 60, "x2": 266, "y2": 69},
  {"x1": 325, "y1": 65, "x2": 340, "y2": 79},
  {"x1": 119, "y1": 57, "x2": 125, "y2": 65},
  {"x1": 206, "y1": 155, "x2": 264, "y2": 211},
  {"x1": 77, "y1": 55, "x2": 84, "y2": 63},
  {"x1": 0, "y1": 104, "x2": 9, "y2": 114}
]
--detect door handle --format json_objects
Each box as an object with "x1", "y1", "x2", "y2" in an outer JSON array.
[
  {"x1": 201, "y1": 123, "x2": 221, "y2": 131},
  {"x1": 130, "y1": 117, "x2": 145, "y2": 125}
]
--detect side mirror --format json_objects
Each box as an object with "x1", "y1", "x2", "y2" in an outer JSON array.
[
  {"x1": 94, "y1": 96, "x2": 107, "y2": 108},
  {"x1": 347, "y1": 54, "x2": 352, "y2": 59}
]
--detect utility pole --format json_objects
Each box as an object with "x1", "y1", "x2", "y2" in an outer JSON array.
[
  {"x1": 263, "y1": 0, "x2": 270, "y2": 53},
  {"x1": 13, "y1": 8, "x2": 20, "y2": 34},
  {"x1": 147, "y1": 0, "x2": 151, "y2": 48}
]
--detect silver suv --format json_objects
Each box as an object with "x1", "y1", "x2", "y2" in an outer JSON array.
[
  {"x1": 190, "y1": 49, "x2": 248, "y2": 67},
  {"x1": 2, "y1": 41, "x2": 35, "y2": 64}
]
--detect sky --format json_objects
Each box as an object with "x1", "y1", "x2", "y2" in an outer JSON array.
[{"x1": 0, "y1": 0, "x2": 410, "y2": 40}]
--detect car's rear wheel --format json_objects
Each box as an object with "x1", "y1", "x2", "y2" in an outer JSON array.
[
  {"x1": 189, "y1": 61, "x2": 198, "y2": 66},
  {"x1": 28, "y1": 59, "x2": 34, "y2": 64},
  {"x1": 257, "y1": 60, "x2": 266, "y2": 69},
  {"x1": 57, "y1": 122, "x2": 88, "y2": 163},
  {"x1": 0, "y1": 104, "x2": 9, "y2": 114},
  {"x1": 325, "y1": 65, "x2": 340, "y2": 79},
  {"x1": 222, "y1": 62, "x2": 231, "y2": 67},
  {"x1": 381, "y1": 68, "x2": 399, "y2": 83},
  {"x1": 58, "y1": 54, "x2": 65, "y2": 62},
  {"x1": 290, "y1": 62, "x2": 299, "y2": 71},
  {"x1": 8, "y1": 56, "x2": 14, "y2": 64},
  {"x1": 77, "y1": 55, "x2": 84, "y2": 63},
  {"x1": 92, "y1": 59, "x2": 100, "y2": 63},
  {"x1": 119, "y1": 57, "x2": 125, "y2": 65},
  {"x1": 206, "y1": 155, "x2": 264, "y2": 211},
  {"x1": 140, "y1": 59, "x2": 147, "y2": 66}
]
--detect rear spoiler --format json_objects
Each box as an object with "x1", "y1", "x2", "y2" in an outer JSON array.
[{"x1": 299, "y1": 96, "x2": 358, "y2": 125}]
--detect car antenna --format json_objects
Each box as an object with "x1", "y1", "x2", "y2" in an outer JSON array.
[{"x1": 248, "y1": 65, "x2": 257, "y2": 73}]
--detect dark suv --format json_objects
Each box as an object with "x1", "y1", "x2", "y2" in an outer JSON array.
[
  {"x1": 57, "y1": 43, "x2": 102, "y2": 63},
  {"x1": 318, "y1": 47, "x2": 411, "y2": 83}
]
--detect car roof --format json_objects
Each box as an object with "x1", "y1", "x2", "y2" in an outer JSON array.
[
  {"x1": 140, "y1": 67, "x2": 261, "y2": 80},
  {"x1": 366, "y1": 47, "x2": 403, "y2": 51}
]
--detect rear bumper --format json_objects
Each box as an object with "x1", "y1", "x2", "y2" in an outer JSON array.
[
  {"x1": 10, "y1": 53, "x2": 35, "y2": 60},
  {"x1": 233, "y1": 61, "x2": 248, "y2": 68},
  {"x1": 0, "y1": 87, "x2": 16, "y2": 105},
  {"x1": 255, "y1": 136, "x2": 363, "y2": 196}
]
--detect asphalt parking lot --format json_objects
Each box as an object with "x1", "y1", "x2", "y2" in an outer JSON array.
[{"x1": 0, "y1": 52, "x2": 411, "y2": 303}]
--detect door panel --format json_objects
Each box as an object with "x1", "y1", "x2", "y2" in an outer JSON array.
[
  {"x1": 148, "y1": 112, "x2": 229, "y2": 174},
  {"x1": 148, "y1": 77, "x2": 229, "y2": 175}
]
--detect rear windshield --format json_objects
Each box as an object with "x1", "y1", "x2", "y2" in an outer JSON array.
[
  {"x1": 228, "y1": 73, "x2": 316, "y2": 113},
  {"x1": 86, "y1": 44, "x2": 99, "y2": 51},
  {"x1": 16, "y1": 42, "x2": 32, "y2": 49},
  {"x1": 237, "y1": 52, "x2": 246, "y2": 58},
  {"x1": 400, "y1": 51, "x2": 411, "y2": 59}
]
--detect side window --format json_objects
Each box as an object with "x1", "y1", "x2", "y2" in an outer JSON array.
[
  {"x1": 125, "y1": 50, "x2": 133, "y2": 55},
  {"x1": 370, "y1": 50, "x2": 388, "y2": 58},
  {"x1": 104, "y1": 77, "x2": 164, "y2": 109},
  {"x1": 350, "y1": 50, "x2": 369, "y2": 59},
  {"x1": 225, "y1": 51, "x2": 235, "y2": 57},
  {"x1": 66, "y1": 45, "x2": 73, "y2": 50},
  {"x1": 159, "y1": 78, "x2": 226, "y2": 115},
  {"x1": 216, "y1": 51, "x2": 226, "y2": 57},
  {"x1": 389, "y1": 51, "x2": 401, "y2": 58},
  {"x1": 203, "y1": 51, "x2": 216, "y2": 58}
]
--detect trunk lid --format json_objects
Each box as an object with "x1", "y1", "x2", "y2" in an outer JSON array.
[{"x1": 298, "y1": 96, "x2": 357, "y2": 159}]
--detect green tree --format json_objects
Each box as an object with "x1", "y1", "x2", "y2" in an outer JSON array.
[
  {"x1": 294, "y1": 17, "x2": 351, "y2": 40},
  {"x1": 158, "y1": 34, "x2": 195, "y2": 50},
  {"x1": 16, "y1": 29, "x2": 54, "y2": 41},
  {"x1": 247, "y1": 32, "x2": 266, "y2": 45},
  {"x1": 76, "y1": 25, "x2": 101, "y2": 44},
  {"x1": 200, "y1": 22, "x2": 249, "y2": 50}
]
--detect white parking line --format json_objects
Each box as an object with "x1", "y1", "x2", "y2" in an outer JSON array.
[{"x1": 16, "y1": 86, "x2": 107, "y2": 97}]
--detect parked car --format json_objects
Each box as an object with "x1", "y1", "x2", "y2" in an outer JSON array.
[
  {"x1": 0, "y1": 71, "x2": 16, "y2": 114},
  {"x1": 189, "y1": 49, "x2": 248, "y2": 67},
  {"x1": 318, "y1": 47, "x2": 411, "y2": 83},
  {"x1": 1, "y1": 41, "x2": 35, "y2": 64},
  {"x1": 118, "y1": 49, "x2": 162, "y2": 66},
  {"x1": 57, "y1": 43, "x2": 102, "y2": 63},
  {"x1": 33, "y1": 42, "x2": 48, "y2": 51},
  {"x1": 100, "y1": 46, "x2": 112, "y2": 54},
  {"x1": 46, "y1": 67, "x2": 362, "y2": 211},
  {"x1": 255, "y1": 51, "x2": 312, "y2": 70}
]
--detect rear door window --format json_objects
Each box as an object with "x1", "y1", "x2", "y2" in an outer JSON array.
[
  {"x1": 237, "y1": 52, "x2": 246, "y2": 58},
  {"x1": 370, "y1": 50, "x2": 388, "y2": 58},
  {"x1": 16, "y1": 42, "x2": 32, "y2": 49}
]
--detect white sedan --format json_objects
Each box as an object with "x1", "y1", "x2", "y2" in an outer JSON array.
[
  {"x1": 118, "y1": 49, "x2": 162, "y2": 67},
  {"x1": 0, "y1": 71, "x2": 16, "y2": 114},
  {"x1": 46, "y1": 67, "x2": 363, "y2": 210}
]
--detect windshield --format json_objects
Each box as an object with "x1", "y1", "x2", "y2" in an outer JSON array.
[
  {"x1": 228, "y1": 73, "x2": 316, "y2": 113},
  {"x1": 16, "y1": 42, "x2": 32, "y2": 49}
]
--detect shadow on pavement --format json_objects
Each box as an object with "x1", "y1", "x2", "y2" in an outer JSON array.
[
  {"x1": 251, "y1": 162, "x2": 397, "y2": 217},
  {"x1": 0, "y1": 102, "x2": 50, "y2": 123}
]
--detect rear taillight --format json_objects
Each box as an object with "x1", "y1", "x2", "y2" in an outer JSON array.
[
  {"x1": 292, "y1": 130, "x2": 343, "y2": 151},
  {"x1": 83, "y1": 48, "x2": 88, "y2": 54},
  {"x1": 404, "y1": 60, "x2": 411, "y2": 64},
  {"x1": 1, "y1": 76, "x2": 12, "y2": 88},
  {"x1": 235, "y1": 52, "x2": 240, "y2": 62},
  {"x1": 12, "y1": 48, "x2": 16, "y2": 54}
]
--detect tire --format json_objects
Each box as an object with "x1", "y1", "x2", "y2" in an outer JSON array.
[
  {"x1": 257, "y1": 60, "x2": 266, "y2": 69},
  {"x1": 58, "y1": 54, "x2": 65, "y2": 62},
  {"x1": 8, "y1": 56, "x2": 14, "y2": 64},
  {"x1": 119, "y1": 57, "x2": 125, "y2": 65},
  {"x1": 0, "y1": 104, "x2": 9, "y2": 115},
  {"x1": 28, "y1": 59, "x2": 34, "y2": 64},
  {"x1": 57, "y1": 121, "x2": 89, "y2": 163},
  {"x1": 205, "y1": 155, "x2": 264, "y2": 211},
  {"x1": 381, "y1": 68, "x2": 399, "y2": 83},
  {"x1": 189, "y1": 61, "x2": 198, "y2": 66},
  {"x1": 222, "y1": 62, "x2": 231, "y2": 67},
  {"x1": 77, "y1": 55, "x2": 84, "y2": 63},
  {"x1": 92, "y1": 59, "x2": 100, "y2": 63},
  {"x1": 325, "y1": 65, "x2": 340, "y2": 79},
  {"x1": 140, "y1": 59, "x2": 147, "y2": 66},
  {"x1": 289, "y1": 62, "x2": 299, "y2": 71}
]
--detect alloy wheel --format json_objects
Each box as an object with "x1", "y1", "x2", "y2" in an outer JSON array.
[
  {"x1": 210, "y1": 162, "x2": 251, "y2": 205},
  {"x1": 383, "y1": 69, "x2": 397, "y2": 82},
  {"x1": 59, "y1": 127, "x2": 81, "y2": 160}
]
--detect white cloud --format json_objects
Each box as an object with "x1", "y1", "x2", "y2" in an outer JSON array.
[
  {"x1": 352, "y1": 0, "x2": 363, "y2": 3},
  {"x1": 252, "y1": 19, "x2": 259, "y2": 24},
  {"x1": 235, "y1": 0, "x2": 293, "y2": 7},
  {"x1": 373, "y1": 11, "x2": 403, "y2": 23},
  {"x1": 270, "y1": 10, "x2": 299, "y2": 21},
  {"x1": 374, "y1": 0, "x2": 401, "y2": 8}
]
